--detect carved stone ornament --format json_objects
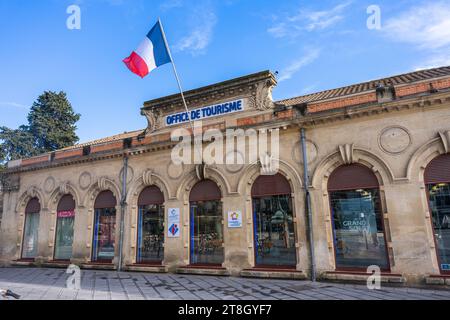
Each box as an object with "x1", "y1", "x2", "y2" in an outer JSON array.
[
  {"x1": 59, "y1": 182, "x2": 70, "y2": 195},
  {"x1": 339, "y1": 144, "x2": 354, "y2": 165},
  {"x1": 79, "y1": 172, "x2": 92, "y2": 190},
  {"x1": 379, "y1": 126, "x2": 412, "y2": 155},
  {"x1": 439, "y1": 130, "x2": 450, "y2": 154},
  {"x1": 44, "y1": 176, "x2": 56, "y2": 194},
  {"x1": 142, "y1": 108, "x2": 162, "y2": 133},
  {"x1": 1, "y1": 173, "x2": 20, "y2": 192},
  {"x1": 142, "y1": 169, "x2": 154, "y2": 186},
  {"x1": 195, "y1": 164, "x2": 207, "y2": 180},
  {"x1": 248, "y1": 80, "x2": 275, "y2": 111},
  {"x1": 98, "y1": 177, "x2": 108, "y2": 191}
]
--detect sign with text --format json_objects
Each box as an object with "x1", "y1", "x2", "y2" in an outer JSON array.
[
  {"x1": 227, "y1": 210, "x2": 243, "y2": 228},
  {"x1": 165, "y1": 99, "x2": 244, "y2": 127},
  {"x1": 167, "y1": 208, "x2": 181, "y2": 238}
]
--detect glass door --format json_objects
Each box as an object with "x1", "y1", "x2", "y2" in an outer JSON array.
[
  {"x1": 22, "y1": 212, "x2": 40, "y2": 259},
  {"x1": 92, "y1": 207, "x2": 116, "y2": 262},
  {"x1": 190, "y1": 201, "x2": 224, "y2": 265}
]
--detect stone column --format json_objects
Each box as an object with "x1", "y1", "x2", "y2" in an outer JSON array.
[
  {"x1": 71, "y1": 205, "x2": 90, "y2": 264},
  {"x1": 384, "y1": 182, "x2": 438, "y2": 278},
  {"x1": 222, "y1": 194, "x2": 251, "y2": 275},
  {"x1": 163, "y1": 199, "x2": 189, "y2": 272}
]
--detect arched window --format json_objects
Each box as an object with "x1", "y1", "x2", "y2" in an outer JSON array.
[
  {"x1": 22, "y1": 198, "x2": 41, "y2": 259},
  {"x1": 137, "y1": 186, "x2": 165, "y2": 264},
  {"x1": 189, "y1": 180, "x2": 223, "y2": 265},
  {"x1": 92, "y1": 191, "x2": 117, "y2": 263},
  {"x1": 425, "y1": 154, "x2": 450, "y2": 274},
  {"x1": 54, "y1": 194, "x2": 76, "y2": 261},
  {"x1": 328, "y1": 164, "x2": 389, "y2": 270},
  {"x1": 252, "y1": 174, "x2": 296, "y2": 267}
]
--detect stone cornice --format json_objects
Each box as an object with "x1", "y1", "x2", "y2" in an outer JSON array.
[{"x1": 142, "y1": 70, "x2": 276, "y2": 112}]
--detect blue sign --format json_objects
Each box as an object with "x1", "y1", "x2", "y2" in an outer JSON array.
[{"x1": 165, "y1": 99, "x2": 244, "y2": 126}]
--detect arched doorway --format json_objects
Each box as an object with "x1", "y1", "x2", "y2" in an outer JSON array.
[
  {"x1": 21, "y1": 198, "x2": 41, "y2": 260},
  {"x1": 252, "y1": 173, "x2": 296, "y2": 267},
  {"x1": 54, "y1": 194, "x2": 76, "y2": 261},
  {"x1": 328, "y1": 164, "x2": 389, "y2": 270},
  {"x1": 92, "y1": 190, "x2": 117, "y2": 263},
  {"x1": 189, "y1": 180, "x2": 223, "y2": 266},
  {"x1": 425, "y1": 154, "x2": 450, "y2": 274},
  {"x1": 137, "y1": 186, "x2": 165, "y2": 264}
]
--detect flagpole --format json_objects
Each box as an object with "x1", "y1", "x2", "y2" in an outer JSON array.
[{"x1": 158, "y1": 18, "x2": 195, "y2": 135}]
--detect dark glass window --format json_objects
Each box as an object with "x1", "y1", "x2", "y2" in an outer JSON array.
[
  {"x1": 330, "y1": 189, "x2": 389, "y2": 270},
  {"x1": 190, "y1": 200, "x2": 224, "y2": 265},
  {"x1": 253, "y1": 195, "x2": 296, "y2": 267},
  {"x1": 428, "y1": 183, "x2": 450, "y2": 272},
  {"x1": 92, "y1": 207, "x2": 116, "y2": 262},
  {"x1": 137, "y1": 204, "x2": 164, "y2": 263}
]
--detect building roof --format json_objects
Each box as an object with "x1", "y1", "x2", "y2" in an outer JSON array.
[
  {"x1": 59, "y1": 129, "x2": 143, "y2": 151},
  {"x1": 277, "y1": 66, "x2": 450, "y2": 106}
]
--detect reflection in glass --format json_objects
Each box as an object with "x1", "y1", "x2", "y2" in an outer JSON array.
[
  {"x1": 190, "y1": 201, "x2": 223, "y2": 265},
  {"x1": 22, "y1": 212, "x2": 40, "y2": 259},
  {"x1": 253, "y1": 195, "x2": 296, "y2": 266},
  {"x1": 330, "y1": 189, "x2": 389, "y2": 269},
  {"x1": 428, "y1": 183, "x2": 450, "y2": 272},
  {"x1": 54, "y1": 211, "x2": 75, "y2": 260},
  {"x1": 137, "y1": 204, "x2": 164, "y2": 263},
  {"x1": 92, "y1": 208, "x2": 116, "y2": 262}
]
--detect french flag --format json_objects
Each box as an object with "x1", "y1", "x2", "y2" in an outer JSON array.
[{"x1": 123, "y1": 21, "x2": 172, "y2": 78}]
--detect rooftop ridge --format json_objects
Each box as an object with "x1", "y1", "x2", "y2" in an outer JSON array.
[{"x1": 277, "y1": 65, "x2": 450, "y2": 106}]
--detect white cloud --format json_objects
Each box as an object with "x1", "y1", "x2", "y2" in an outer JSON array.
[
  {"x1": 383, "y1": 2, "x2": 450, "y2": 50},
  {"x1": 160, "y1": 0, "x2": 183, "y2": 11},
  {"x1": 383, "y1": 1, "x2": 450, "y2": 70},
  {"x1": 0, "y1": 102, "x2": 27, "y2": 109},
  {"x1": 268, "y1": 2, "x2": 352, "y2": 38},
  {"x1": 278, "y1": 49, "x2": 321, "y2": 82},
  {"x1": 174, "y1": 7, "x2": 217, "y2": 55}
]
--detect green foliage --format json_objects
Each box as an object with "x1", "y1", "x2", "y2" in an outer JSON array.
[{"x1": 0, "y1": 91, "x2": 81, "y2": 164}]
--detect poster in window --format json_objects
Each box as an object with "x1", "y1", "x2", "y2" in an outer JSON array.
[{"x1": 167, "y1": 208, "x2": 180, "y2": 238}]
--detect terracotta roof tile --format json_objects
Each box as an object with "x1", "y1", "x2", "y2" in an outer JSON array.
[{"x1": 278, "y1": 66, "x2": 450, "y2": 106}]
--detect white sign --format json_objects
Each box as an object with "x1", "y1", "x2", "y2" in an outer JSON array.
[
  {"x1": 228, "y1": 210, "x2": 243, "y2": 228},
  {"x1": 168, "y1": 208, "x2": 181, "y2": 238},
  {"x1": 165, "y1": 99, "x2": 244, "y2": 127}
]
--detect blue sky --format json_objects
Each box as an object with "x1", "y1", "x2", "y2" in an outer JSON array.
[{"x1": 1, "y1": 0, "x2": 449, "y2": 143}]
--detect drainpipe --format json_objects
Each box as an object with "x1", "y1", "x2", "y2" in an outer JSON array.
[
  {"x1": 301, "y1": 128, "x2": 316, "y2": 282},
  {"x1": 118, "y1": 155, "x2": 128, "y2": 272}
]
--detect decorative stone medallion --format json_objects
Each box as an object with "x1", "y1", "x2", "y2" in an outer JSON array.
[
  {"x1": 167, "y1": 162, "x2": 184, "y2": 180},
  {"x1": 292, "y1": 140, "x2": 318, "y2": 164},
  {"x1": 44, "y1": 176, "x2": 56, "y2": 194},
  {"x1": 379, "y1": 126, "x2": 412, "y2": 155},
  {"x1": 224, "y1": 151, "x2": 245, "y2": 173},
  {"x1": 79, "y1": 172, "x2": 92, "y2": 190}
]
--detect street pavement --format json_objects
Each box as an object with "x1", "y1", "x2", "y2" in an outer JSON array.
[{"x1": 0, "y1": 267, "x2": 449, "y2": 300}]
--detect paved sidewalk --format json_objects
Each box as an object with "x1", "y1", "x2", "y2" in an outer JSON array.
[{"x1": 0, "y1": 267, "x2": 449, "y2": 300}]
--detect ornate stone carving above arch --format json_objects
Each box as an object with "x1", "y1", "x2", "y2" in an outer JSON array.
[
  {"x1": 176, "y1": 166, "x2": 232, "y2": 201},
  {"x1": 237, "y1": 159, "x2": 303, "y2": 196},
  {"x1": 83, "y1": 177, "x2": 121, "y2": 209},
  {"x1": 15, "y1": 186, "x2": 46, "y2": 214},
  {"x1": 406, "y1": 134, "x2": 448, "y2": 183},
  {"x1": 438, "y1": 130, "x2": 450, "y2": 154},
  {"x1": 338, "y1": 144, "x2": 354, "y2": 165},
  {"x1": 127, "y1": 170, "x2": 172, "y2": 204},
  {"x1": 312, "y1": 147, "x2": 394, "y2": 190},
  {"x1": 48, "y1": 181, "x2": 82, "y2": 211}
]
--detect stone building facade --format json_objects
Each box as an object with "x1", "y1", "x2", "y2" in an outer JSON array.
[{"x1": 1, "y1": 67, "x2": 450, "y2": 286}]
